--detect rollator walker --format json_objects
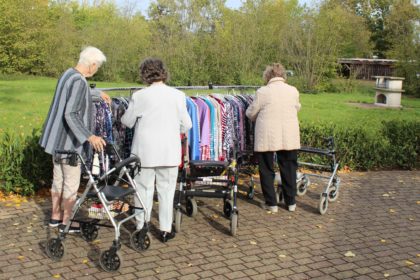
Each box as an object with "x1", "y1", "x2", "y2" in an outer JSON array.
[{"x1": 45, "y1": 144, "x2": 151, "y2": 272}]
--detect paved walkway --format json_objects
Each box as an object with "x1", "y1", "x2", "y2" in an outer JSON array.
[{"x1": 0, "y1": 171, "x2": 419, "y2": 280}]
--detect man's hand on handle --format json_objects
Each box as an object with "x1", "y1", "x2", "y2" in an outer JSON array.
[{"x1": 88, "y1": 135, "x2": 106, "y2": 152}]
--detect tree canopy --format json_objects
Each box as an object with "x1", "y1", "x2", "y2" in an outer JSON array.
[{"x1": 0, "y1": 0, "x2": 418, "y2": 94}]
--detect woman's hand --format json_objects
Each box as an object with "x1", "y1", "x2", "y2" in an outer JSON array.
[{"x1": 100, "y1": 92, "x2": 111, "y2": 105}]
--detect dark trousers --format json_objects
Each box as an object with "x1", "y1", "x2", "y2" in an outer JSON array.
[{"x1": 257, "y1": 150, "x2": 298, "y2": 206}]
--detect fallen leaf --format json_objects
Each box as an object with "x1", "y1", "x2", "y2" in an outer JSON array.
[
  {"x1": 52, "y1": 274, "x2": 61, "y2": 278},
  {"x1": 382, "y1": 193, "x2": 390, "y2": 197},
  {"x1": 409, "y1": 217, "x2": 415, "y2": 221},
  {"x1": 384, "y1": 273, "x2": 390, "y2": 277},
  {"x1": 82, "y1": 259, "x2": 88, "y2": 264},
  {"x1": 250, "y1": 241, "x2": 257, "y2": 245},
  {"x1": 405, "y1": 260, "x2": 415, "y2": 266},
  {"x1": 187, "y1": 263, "x2": 193, "y2": 267},
  {"x1": 316, "y1": 224, "x2": 323, "y2": 228},
  {"x1": 416, "y1": 254, "x2": 420, "y2": 258},
  {"x1": 13, "y1": 223, "x2": 19, "y2": 226},
  {"x1": 389, "y1": 209, "x2": 395, "y2": 213},
  {"x1": 92, "y1": 240, "x2": 101, "y2": 244},
  {"x1": 278, "y1": 254, "x2": 287, "y2": 258},
  {"x1": 380, "y1": 239, "x2": 386, "y2": 243},
  {"x1": 211, "y1": 214, "x2": 219, "y2": 219},
  {"x1": 211, "y1": 238, "x2": 216, "y2": 242},
  {"x1": 344, "y1": 251, "x2": 356, "y2": 257},
  {"x1": 17, "y1": 256, "x2": 25, "y2": 260},
  {"x1": 15, "y1": 204, "x2": 21, "y2": 207},
  {"x1": 417, "y1": 201, "x2": 420, "y2": 205}
]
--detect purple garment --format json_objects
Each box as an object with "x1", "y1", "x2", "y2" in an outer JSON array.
[{"x1": 192, "y1": 97, "x2": 211, "y2": 147}]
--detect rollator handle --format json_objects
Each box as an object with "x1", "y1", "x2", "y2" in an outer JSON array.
[{"x1": 55, "y1": 150, "x2": 78, "y2": 155}]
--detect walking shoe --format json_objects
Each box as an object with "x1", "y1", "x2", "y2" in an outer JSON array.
[
  {"x1": 58, "y1": 224, "x2": 80, "y2": 233},
  {"x1": 260, "y1": 203, "x2": 278, "y2": 213},
  {"x1": 288, "y1": 204, "x2": 296, "y2": 212},
  {"x1": 160, "y1": 231, "x2": 176, "y2": 243},
  {"x1": 49, "y1": 219, "x2": 63, "y2": 228}
]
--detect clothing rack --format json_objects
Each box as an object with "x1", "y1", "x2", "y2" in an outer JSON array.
[{"x1": 95, "y1": 84, "x2": 259, "y2": 95}]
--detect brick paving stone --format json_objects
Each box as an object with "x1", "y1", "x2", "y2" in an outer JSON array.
[{"x1": 0, "y1": 171, "x2": 419, "y2": 279}]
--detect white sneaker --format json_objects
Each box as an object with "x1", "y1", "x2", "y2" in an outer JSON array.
[
  {"x1": 261, "y1": 203, "x2": 278, "y2": 213},
  {"x1": 288, "y1": 204, "x2": 296, "y2": 212}
]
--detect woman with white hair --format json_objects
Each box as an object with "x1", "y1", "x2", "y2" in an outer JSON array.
[
  {"x1": 246, "y1": 63, "x2": 301, "y2": 213},
  {"x1": 40, "y1": 46, "x2": 110, "y2": 233}
]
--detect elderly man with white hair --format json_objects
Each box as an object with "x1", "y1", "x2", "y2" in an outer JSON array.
[{"x1": 40, "y1": 46, "x2": 110, "y2": 233}]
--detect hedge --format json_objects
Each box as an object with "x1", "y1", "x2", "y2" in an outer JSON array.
[{"x1": 0, "y1": 120, "x2": 419, "y2": 195}]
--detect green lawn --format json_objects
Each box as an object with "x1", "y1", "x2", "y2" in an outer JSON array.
[{"x1": 0, "y1": 76, "x2": 419, "y2": 136}]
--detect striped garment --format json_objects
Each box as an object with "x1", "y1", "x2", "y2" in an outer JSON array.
[{"x1": 39, "y1": 68, "x2": 99, "y2": 158}]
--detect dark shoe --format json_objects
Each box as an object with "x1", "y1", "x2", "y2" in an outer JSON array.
[
  {"x1": 160, "y1": 231, "x2": 175, "y2": 243},
  {"x1": 58, "y1": 224, "x2": 80, "y2": 233},
  {"x1": 49, "y1": 219, "x2": 63, "y2": 227}
]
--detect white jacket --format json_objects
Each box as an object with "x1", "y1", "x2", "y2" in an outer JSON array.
[
  {"x1": 121, "y1": 83, "x2": 192, "y2": 167},
  {"x1": 246, "y1": 77, "x2": 301, "y2": 152}
]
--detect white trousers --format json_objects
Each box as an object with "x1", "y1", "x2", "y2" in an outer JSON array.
[{"x1": 134, "y1": 166, "x2": 178, "y2": 232}]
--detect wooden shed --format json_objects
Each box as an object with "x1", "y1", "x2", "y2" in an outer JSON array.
[{"x1": 338, "y1": 58, "x2": 397, "y2": 80}]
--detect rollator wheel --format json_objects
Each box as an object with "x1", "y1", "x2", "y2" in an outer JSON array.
[
  {"x1": 296, "y1": 175, "x2": 309, "y2": 196},
  {"x1": 186, "y1": 197, "x2": 197, "y2": 217},
  {"x1": 230, "y1": 213, "x2": 238, "y2": 236},
  {"x1": 80, "y1": 222, "x2": 99, "y2": 242},
  {"x1": 318, "y1": 193, "x2": 328, "y2": 215},
  {"x1": 99, "y1": 249, "x2": 123, "y2": 272},
  {"x1": 174, "y1": 208, "x2": 182, "y2": 233},
  {"x1": 223, "y1": 200, "x2": 233, "y2": 218},
  {"x1": 247, "y1": 178, "x2": 255, "y2": 200},
  {"x1": 45, "y1": 238, "x2": 66, "y2": 261},
  {"x1": 130, "y1": 228, "x2": 151, "y2": 252},
  {"x1": 328, "y1": 180, "x2": 340, "y2": 202}
]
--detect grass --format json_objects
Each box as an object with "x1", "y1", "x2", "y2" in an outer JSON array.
[{"x1": 0, "y1": 76, "x2": 419, "y2": 135}]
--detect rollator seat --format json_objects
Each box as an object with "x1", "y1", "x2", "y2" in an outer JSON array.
[
  {"x1": 87, "y1": 185, "x2": 135, "y2": 201},
  {"x1": 189, "y1": 160, "x2": 229, "y2": 177}
]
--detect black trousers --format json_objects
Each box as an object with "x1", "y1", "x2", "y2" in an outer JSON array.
[{"x1": 257, "y1": 150, "x2": 298, "y2": 206}]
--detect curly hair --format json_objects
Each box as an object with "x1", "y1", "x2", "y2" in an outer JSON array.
[
  {"x1": 139, "y1": 58, "x2": 169, "y2": 85},
  {"x1": 263, "y1": 63, "x2": 286, "y2": 84}
]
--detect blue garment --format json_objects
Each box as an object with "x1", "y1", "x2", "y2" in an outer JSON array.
[
  {"x1": 202, "y1": 97, "x2": 216, "y2": 160},
  {"x1": 186, "y1": 97, "x2": 200, "y2": 160}
]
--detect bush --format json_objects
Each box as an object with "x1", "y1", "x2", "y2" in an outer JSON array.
[
  {"x1": 0, "y1": 120, "x2": 418, "y2": 195},
  {"x1": 300, "y1": 120, "x2": 419, "y2": 171},
  {"x1": 0, "y1": 129, "x2": 52, "y2": 195}
]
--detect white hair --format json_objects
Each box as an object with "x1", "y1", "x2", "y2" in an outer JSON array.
[{"x1": 78, "y1": 46, "x2": 106, "y2": 67}]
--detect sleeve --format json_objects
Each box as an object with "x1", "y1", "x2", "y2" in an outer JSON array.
[
  {"x1": 64, "y1": 79, "x2": 92, "y2": 144},
  {"x1": 295, "y1": 89, "x2": 301, "y2": 112},
  {"x1": 121, "y1": 95, "x2": 138, "y2": 129},
  {"x1": 180, "y1": 95, "x2": 192, "y2": 133},
  {"x1": 245, "y1": 88, "x2": 262, "y2": 121}
]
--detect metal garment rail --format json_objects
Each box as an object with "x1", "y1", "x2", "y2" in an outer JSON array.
[{"x1": 96, "y1": 84, "x2": 260, "y2": 95}]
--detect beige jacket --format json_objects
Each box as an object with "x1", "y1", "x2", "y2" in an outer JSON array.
[{"x1": 246, "y1": 77, "x2": 301, "y2": 152}]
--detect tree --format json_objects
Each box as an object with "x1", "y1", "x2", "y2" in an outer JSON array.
[
  {"x1": 0, "y1": 0, "x2": 50, "y2": 74},
  {"x1": 386, "y1": 0, "x2": 420, "y2": 96}
]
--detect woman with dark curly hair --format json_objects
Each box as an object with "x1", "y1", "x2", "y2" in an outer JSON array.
[{"x1": 121, "y1": 58, "x2": 192, "y2": 242}]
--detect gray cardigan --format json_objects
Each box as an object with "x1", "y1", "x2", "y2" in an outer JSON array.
[{"x1": 39, "y1": 68, "x2": 100, "y2": 158}]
